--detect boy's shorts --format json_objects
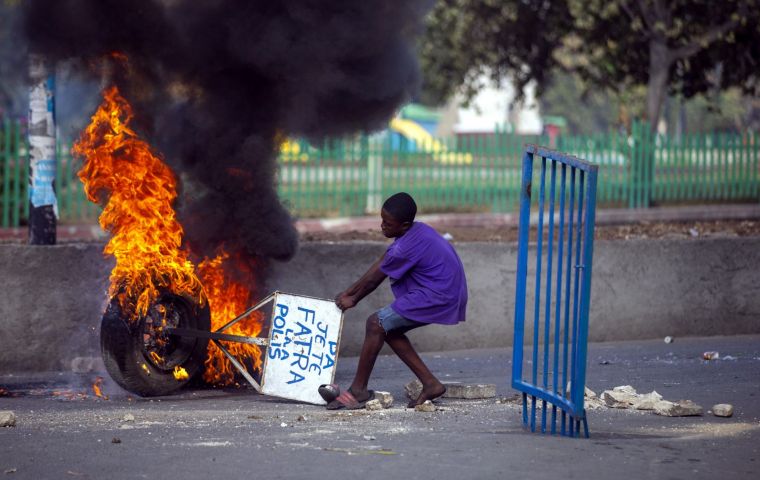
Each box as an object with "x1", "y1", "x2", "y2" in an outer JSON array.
[{"x1": 376, "y1": 305, "x2": 427, "y2": 333}]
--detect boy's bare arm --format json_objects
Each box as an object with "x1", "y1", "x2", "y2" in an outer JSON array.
[{"x1": 335, "y1": 255, "x2": 387, "y2": 311}]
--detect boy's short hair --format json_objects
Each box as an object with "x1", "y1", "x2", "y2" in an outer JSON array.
[{"x1": 382, "y1": 192, "x2": 417, "y2": 224}]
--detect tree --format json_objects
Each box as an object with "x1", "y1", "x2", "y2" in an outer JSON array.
[
  {"x1": 420, "y1": 0, "x2": 760, "y2": 130},
  {"x1": 568, "y1": 0, "x2": 760, "y2": 129},
  {"x1": 0, "y1": 0, "x2": 26, "y2": 117},
  {"x1": 418, "y1": 0, "x2": 573, "y2": 107}
]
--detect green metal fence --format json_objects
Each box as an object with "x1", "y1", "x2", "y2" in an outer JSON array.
[{"x1": 1, "y1": 119, "x2": 758, "y2": 227}]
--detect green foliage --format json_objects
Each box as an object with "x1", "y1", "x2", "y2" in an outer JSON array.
[
  {"x1": 568, "y1": 0, "x2": 760, "y2": 98},
  {"x1": 419, "y1": 0, "x2": 760, "y2": 126},
  {"x1": 419, "y1": 0, "x2": 573, "y2": 107}
]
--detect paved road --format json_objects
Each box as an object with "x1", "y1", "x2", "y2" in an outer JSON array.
[{"x1": 1, "y1": 335, "x2": 759, "y2": 480}]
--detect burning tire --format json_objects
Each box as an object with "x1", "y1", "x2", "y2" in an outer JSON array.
[{"x1": 100, "y1": 291, "x2": 210, "y2": 397}]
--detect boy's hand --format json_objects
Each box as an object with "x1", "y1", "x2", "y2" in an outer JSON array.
[{"x1": 335, "y1": 292, "x2": 357, "y2": 311}]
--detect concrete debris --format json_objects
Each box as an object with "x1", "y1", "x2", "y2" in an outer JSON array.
[
  {"x1": 414, "y1": 400, "x2": 436, "y2": 412},
  {"x1": 406, "y1": 379, "x2": 495, "y2": 400},
  {"x1": 363, "y1": 435, "x2": 376, "y2": 441},
  {"x1": 405, "y1": 379, "x2": 423, "y2": 400},
  {"x1": 374, "y1": 391, "x2": 394, "y2": 408},
  {"x1": 444, "y1": 383, "x2": 496, "y2": 399},
  {"x1": 601, "y1": 385, "x2": 639, "y2": 408},
  {"x1": 711, "y1": 404, "x2": 734, "y2": 417},
  {"x1": 583, "y1": 388, "x2": 607, "y2": 410},
  {"x1": 296, "y1": 415, "x2": 307, "y2": 422},
  {"x1": 689, "y1": 228, "x2": 699, "y2": 237},
  {"x1": 0, "y1": 411, "x2": 16, "y2": 427},
  {"x1": 4, "y1": 468, "x2": 17, "y2": 474},
  {"x1": 703, "y1": 351, "x2": 719, "y2": 360},
  {"x1": 121, "y1": 413, "x2": 135, "y2": 422},
  {"x1": 365, "y1": 399, "x2": 383, "y2": 411},
  {"x1": 600, "y1": 386, "x2": 666, "y2": 411},
  {"x1": 653, "y1": 399, "x2": 703, "y2": 417},
  {"x1": 631, "y1": 391, "x2": 663, "y2": 410},
  {"x1": 663, "y1": 336, "x2": 673, "y2": 344}
]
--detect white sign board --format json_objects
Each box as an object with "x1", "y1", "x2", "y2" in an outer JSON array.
[{"x1": 260, "y1": 292, "x2": 344, "y2": 405}]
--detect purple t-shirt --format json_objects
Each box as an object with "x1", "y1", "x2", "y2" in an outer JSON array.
[{"x1": 379, "y1": 222, "x2": 468, "y2": 325}]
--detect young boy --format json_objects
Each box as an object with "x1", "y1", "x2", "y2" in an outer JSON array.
[{"x1": 327, "y1": 192, "x2": 468, "y2": 409}]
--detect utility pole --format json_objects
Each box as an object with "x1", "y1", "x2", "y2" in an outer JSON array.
[{"x1": 28, "y1": 55, "x2": 57, "y2": 244}]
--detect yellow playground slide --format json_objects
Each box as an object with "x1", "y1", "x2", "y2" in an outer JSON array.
[{"x1": 390, "y1": 118, "x2": 472, "y2": 164}]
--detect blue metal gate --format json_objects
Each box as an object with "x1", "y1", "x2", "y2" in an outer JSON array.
[{"x1": 511, "y1": 145, "x2": 598, "y2": 438}]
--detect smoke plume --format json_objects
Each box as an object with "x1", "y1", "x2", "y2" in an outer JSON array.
[{"x1": 22, "y1": 0, "x2": 432, "y2": 264}]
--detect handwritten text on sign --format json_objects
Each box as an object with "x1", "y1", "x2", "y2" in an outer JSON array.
[{"x1": 262, "y1": 293, "x2": 343, "y2": 404}]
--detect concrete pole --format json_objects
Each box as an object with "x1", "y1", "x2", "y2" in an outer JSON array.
[{"x1": 28, "y1": 55, "x2": 57, "y2": 245}]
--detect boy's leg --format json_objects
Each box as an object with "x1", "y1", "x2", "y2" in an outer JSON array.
[
  {"x1": 347, "y1": 313, "x2": 385, "y2": 402},
  {"x1": 385, "y1": 330, "x2": 446, "y2": 407}
]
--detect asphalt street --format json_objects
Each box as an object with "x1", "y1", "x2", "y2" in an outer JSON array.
[{"x1": 1, "y1": 335, "x2": 759, "y2": 480}]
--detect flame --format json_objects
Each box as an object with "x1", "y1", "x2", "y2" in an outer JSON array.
[
  {"x1": 198, "y1": 252, "x2": 265, "y2": 386},
  {"x1": 74, "y1": 85, "x2": 265, "y2": 386},
  {"x1": 173, "y1": 366, "x2": 189, "y2": 381},
  {"x1": 92, "y1": 376, "x2": 107, "y2": 399},
  {"x1": 72, "y1": 86, "x2": 204, "y2": 319}
]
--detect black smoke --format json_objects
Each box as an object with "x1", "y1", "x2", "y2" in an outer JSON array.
[{"x1": 22, "y1": 0, "x2": 432, "y2": 265}]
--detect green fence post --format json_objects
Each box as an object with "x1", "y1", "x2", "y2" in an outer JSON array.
[
  {"x1": 12, "y1": 120, "x2": 23, "y2": 228},
  {"x1": 2, "y1": 118, "x2": 11, "y2": 228}
]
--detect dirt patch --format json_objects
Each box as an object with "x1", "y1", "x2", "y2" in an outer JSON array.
[{"x1": 301, "y1": 220, "x2": 760, "y2": 243}]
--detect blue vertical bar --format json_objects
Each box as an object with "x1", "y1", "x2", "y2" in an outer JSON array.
[
  {"x1": 573, "y1": 167, "x2": 598, "y2": 417},
  {"x1": 512, "y1": 150, "x2": 534, "y2": 430},
  {"x1": 542, "y1": 160, "x2": 556, "y2": 433},
  {"x1": 551, "y1": 163, "x2": 566, "y2": 434},
  {"x1": 560, "y1": 167, "x2": 576, "y2": 437},
  {"x1": 570, "y1": 170, "x2": 586, "y2": 416},
  {"x1": 531, "y1": 156, "x2": 547, "y2": 432}
]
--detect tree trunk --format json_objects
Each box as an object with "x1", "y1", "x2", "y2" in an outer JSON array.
[
  {"x1": 632, "y1": 40, "x2": 672, "y2": 208},
  {"x1": 646, "y1": 41, "x2": 671, "y2": 131}
]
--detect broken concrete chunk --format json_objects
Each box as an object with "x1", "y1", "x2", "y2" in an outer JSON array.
[
  {"x1": 365, "y1": 399, "x2": 383, "y2": 411},
  {"x1": 406, "y1": 379, "x2": 496, "y2": 400},
  {"x1": 632, "y1": 391, "x2": 663, "y2": 410},
  {"x1": 414, "y1": 400, "x2": 436, "y2": 412},
  {"x1": 374, "y1": 391, "x2": 394, "y2": 408},
  {"x1": 0, "y1": 411, "x2": 16, "y2": 427},
  {"x1": 711, "y1": 404, "x2": 734, "y2": 417},
  {"x1": 405, "y1": 379, "x2": 423, "y2": 400},
  {"x1": 443, "y1": 383, "x2": 496, "y2": 399},
  {"x1": 653, "y1": 399, "x2": 703, "y2": 417},
  {"x1": 601, "y1": 385, "x2": 639, "y2": 408},
  {"x1": 121, "y1": 413, "x2": 135, "y2": 422}
]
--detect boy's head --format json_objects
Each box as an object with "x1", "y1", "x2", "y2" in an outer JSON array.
[{"x1": 380, "y1": 192, "x2": 416, "y2": 238}]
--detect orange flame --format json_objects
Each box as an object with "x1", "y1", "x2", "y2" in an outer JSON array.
[
  {"x1": 74, "y1": 86, "x2": 265, "y2": 386},
  {"x1": 72, "y1": 85, "x2": 204, "y2": 318},
  {"x1": 92, "y1": 376, "x2": 107, "y2": 399},
  {"x1": 198, "y1": 252, "x2": 265, "y2": 385}
]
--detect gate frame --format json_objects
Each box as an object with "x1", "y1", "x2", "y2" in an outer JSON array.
[{"x1": 511, "y1": 145, "x2": 598, "y2": 438}]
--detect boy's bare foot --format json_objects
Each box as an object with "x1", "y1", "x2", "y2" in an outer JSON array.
[
  {"x1": 347, "y1": 387, "x2": 373, "y2": 403},
  {"x1": 408, "y1": 382, "x2": 446, "y2": 408}
]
